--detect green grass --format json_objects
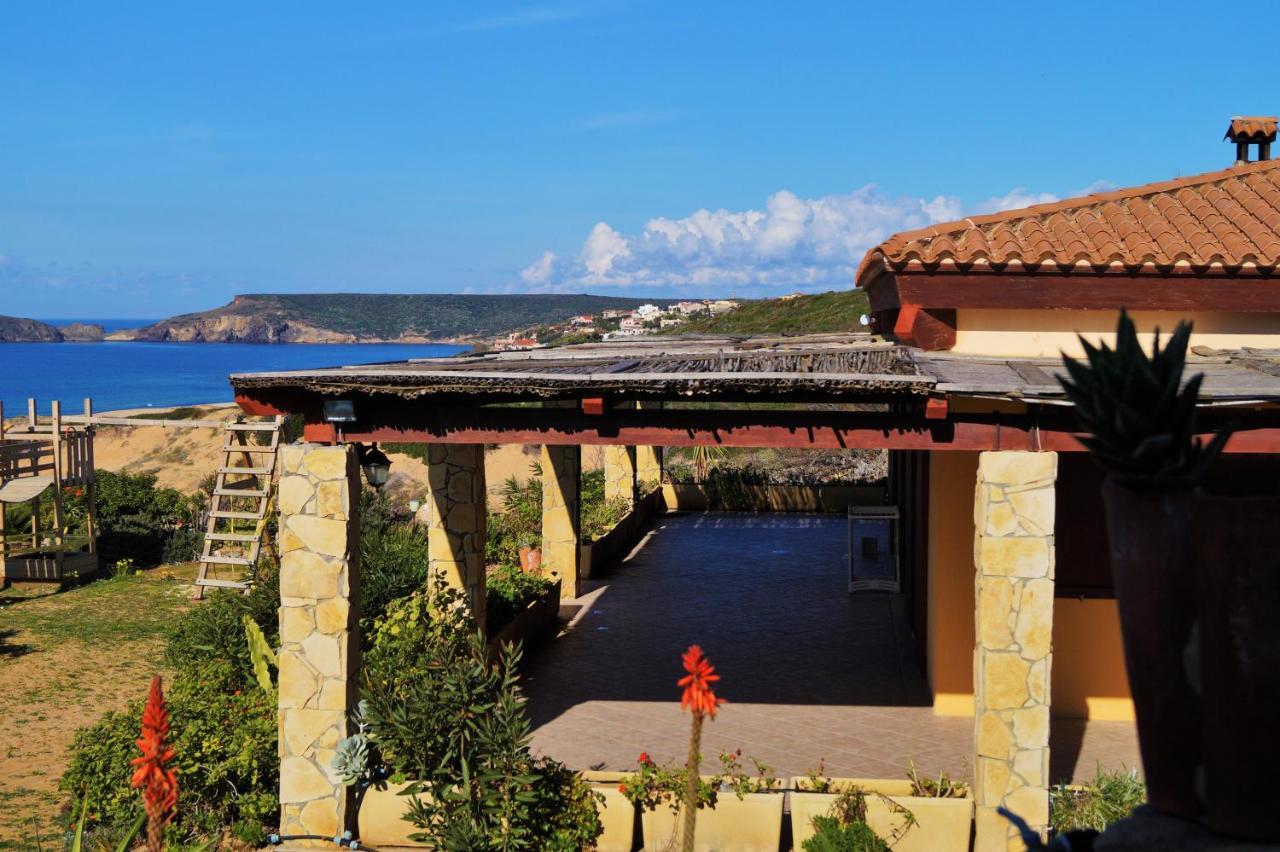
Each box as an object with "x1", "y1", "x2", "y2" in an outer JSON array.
[
  {"x1": 0, "y1": 570, "x2": 193, "y2": 646},
  {"x1": 664, "y1": 289, "x2": 871, "y2": 336}
]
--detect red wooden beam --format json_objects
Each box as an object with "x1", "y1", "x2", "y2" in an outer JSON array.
[{"x1": 893, "y1": 306, "x2": 956, "y2": 350}]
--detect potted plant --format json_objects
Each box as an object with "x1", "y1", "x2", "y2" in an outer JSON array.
[
  {"x1": 580, "y1": 770, "x2": 640, "y2": 852},
  {"x1": 518, "y1": 538, "x2": 542, "y2": 573},
  {"x1": 1058, "y1": 310, "x2": 1228, "y2": 820},
  {"x1": 789, "y1": 761, "x2": 971, "y2": 852},
  {"x1": 623, "y1": 750, "x2": 784, "y2": 852}
]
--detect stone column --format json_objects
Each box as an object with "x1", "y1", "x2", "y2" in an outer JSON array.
[
  {"x1": 973, "y1": 451, "x2": 1057, "y2": 852},
  {"x1": 426, "y1": 443, "x2": 487, "y2": 622},
  {"x1": 541, "y1": 444, "x2": 581, "y2": 598},
  {"x1": 635, "y1": 401, "x2": 663, "y2": 490},
  {"x1": 276, "y1": 444, "x2": 362, "y2": 840},
  {"x1": 603, "y1": 445, "x2": 637, "y2": 507}
]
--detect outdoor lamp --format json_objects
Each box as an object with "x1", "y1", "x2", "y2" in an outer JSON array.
[
  {"x1": 323, "y1": 399, "x2": 357, "y2": 423},
  {"x1": 360, "y1": 443, "x2": 391, "y2": 489}
]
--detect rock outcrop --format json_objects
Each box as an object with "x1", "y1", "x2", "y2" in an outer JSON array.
[
  {"x1": 133, "y1": 314, "x2": 359, "y2": 343},
  {"x1": 0, "y1": 315, "x2": 64, "y2": 342},
  {"x1": 59, "y1": 322, "x2": 105, "y2": 342}
]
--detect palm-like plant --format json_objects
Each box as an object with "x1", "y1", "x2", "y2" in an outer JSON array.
[{"x1": 1058, "y1": 310, "x2": 1230, "y2": 490}]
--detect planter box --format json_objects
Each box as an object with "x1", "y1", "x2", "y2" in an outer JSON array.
[
  {"x1": 580, "y1": 488, "x2": 665, "y2": 579},
  {"x1": 641, "y1": 791, "x2": 784, "y2": 852},
  {"x1": 788, "y1": 778, "x2": 972, "y2": 852},
  {"x1": 660, "y1": 483, "x2": 885, "y2": 513},
  {"x1": 358, "y1": 781, "x2": 428, "y2": 848},
  {"x1": 581, "y1": 771, "x2": 639, "y2": 852},
  {"x1": 487, "y1": 578, "x2": 561, "y2": 661}
]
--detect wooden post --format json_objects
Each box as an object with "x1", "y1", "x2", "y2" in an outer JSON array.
[
  {"x1": 27, "y1": 398, "x2": 36, "y2": 432},
  {"x1": 0, "y1": 400, "x2": 6, "y2": 577},
  {"x1": 83, "y1": 398, "x2": 97, "y2": 557},
  {"x1": 51, "y1": 401, "x2": 65, "y2": 575}
]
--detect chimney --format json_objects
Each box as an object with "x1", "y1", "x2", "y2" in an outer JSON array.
[{"x1": 1225, "y1": 116, "x2": 1278, "y2": 164}]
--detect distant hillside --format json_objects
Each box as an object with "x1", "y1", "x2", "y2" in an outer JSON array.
[
  {"x1": 0, "y1": 315, "x2": 63, "y2": 342},
  {"x1": 129, "y1": 293, "x2": 654, "y2": 343},
  {"x1": 664, "y1": 290, "x2": 870, "y2": 335}
]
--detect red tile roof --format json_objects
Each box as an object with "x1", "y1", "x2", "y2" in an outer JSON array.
[
  {"x1": 1226, "y1": 116, "x2": 1278, "y2": 142},
  {"x1": 857, "y1": 159, "x2": 1280, "y2": 283}
]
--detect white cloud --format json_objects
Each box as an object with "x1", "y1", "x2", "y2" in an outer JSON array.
[
  {"x1": 519, "y1": 180, "x2": 1107, "y2": 296},
  {"x1": 519, "y1": 250, "x2": 558, "y2": 285}
]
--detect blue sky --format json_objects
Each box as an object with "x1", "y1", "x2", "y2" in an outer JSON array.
[{"x1": 1, "y1": 1, "x2": 1276, "y2": 318}]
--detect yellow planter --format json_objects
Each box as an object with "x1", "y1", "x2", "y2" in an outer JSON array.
[
  {"x1": 357, "y1": 781, "x2": 429, "y2": 848},
  {"x1": 581, "y1": 771, "x2": 639, "y2": 852},
  {"x1": 788, "y1": 777, "x2": 973, "y2": 852},
  {"x1": 641, "y1": 791, "x2": 784, "y2": 852}
]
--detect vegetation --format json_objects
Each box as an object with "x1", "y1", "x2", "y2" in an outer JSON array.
[
  {"x1": 131, "y1": 406, "x2": 213, "y2": 421},
  {"x1": 358, "y1": 581, "x2": 602, "y2": 850},
  {"x1": 0, "y1": 314, "x2": 63, "y2": 341},
  {"x1": 1049, "y1": 768, "x2": 1145, "y2": 835},
  {"x1": 661, "y1": 290, "x2": 870, "y2": 336},
  {"x1": 1059, "y1": 310, "x2": 1230, "y2": 490},
  {"x1": 91, "y1": 471, "x2": 206, "y2": 566},
  {"x1": 142, "y1": 293, "x2": 652, "y2": 342},
  {"x1": 802, "y1": 816, "x2": 890, "y2": 852}
]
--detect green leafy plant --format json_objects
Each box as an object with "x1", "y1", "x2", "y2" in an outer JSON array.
[
  {"x1": 619, "y1": 752, "x2": 717, "y2": 814},
  {"x1": 1058, "y1": 310, "x2": 1230, "y2": 490},
  {"x1": 1050, "y1": 767, "x2": 1145, "y2": 834},
  {"x1": 485, "y1": 561, "x2": 554, "y2": 636},
  {"x1": 715, "y1": 749, "x2": 779, "y2": 798},
  {"x1": 802, "y1": 816, "x2": 890, "y2": 852},
  {"x1": 360, "y1": 576, "x2": 602, "y2": 850}
]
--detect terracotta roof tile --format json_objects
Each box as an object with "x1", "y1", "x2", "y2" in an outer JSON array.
[{"x1": 857, "y1": 159, "x2": 1280, "y2": 281}]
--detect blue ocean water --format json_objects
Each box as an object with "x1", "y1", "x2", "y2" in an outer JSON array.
[{"x1": 0, "y1": 336, "x2": 468, "y2": 415}]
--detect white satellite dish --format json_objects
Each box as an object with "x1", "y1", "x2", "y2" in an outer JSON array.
[{"x1": 858, "y1": 313, "x2": 870, "y2": 326}]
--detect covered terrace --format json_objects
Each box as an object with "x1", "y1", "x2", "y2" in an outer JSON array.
[{"x1": 232, "y1": 330, "x2": 1280, "y2": 849}]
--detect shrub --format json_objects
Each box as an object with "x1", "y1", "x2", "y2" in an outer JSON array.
[
  {"x1": 360, "y1": 581, "x2": 601, "y2": 850},
  {"x1": 93, "y1": 470, "x2": 203, "y2": 566},
  {"x1": 485, "y1": 562, "x2": 553, "y2": 636},
  {"x1": 60, "y1": 677, "x2": 278, "y2": 840},
  {"x1": 165, "y1": 563, "x2": 281, "y2": 690},
  {"x1": 802, "y1": 816, "x2": 890, "y2": 852},
  {"x1": 358, "y1": 491, "x2": 430, "y2": 629},
  {"x1": 1050, "y1": 768, "x2": 1145, "y2": 834}
]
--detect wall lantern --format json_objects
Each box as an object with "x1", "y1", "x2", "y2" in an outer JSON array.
[
  {"x1": 359, "y1": 443, "x2": 392, "y2": 490},
  {"x1": 323, "y1": 399, "x2": 357, "y2": 423}
]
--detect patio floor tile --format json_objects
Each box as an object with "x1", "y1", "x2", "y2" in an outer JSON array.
[{"x1": 524, "y1": 512, "x2": 1140, "y2": 784}]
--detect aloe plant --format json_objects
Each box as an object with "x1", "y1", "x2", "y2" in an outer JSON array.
[
  {"x1": 1058, "y1": 310, "x2": 1230, "y2": 490},
  {"x1": 243, "y1": 615, "x2": 277, "y2": 692}
]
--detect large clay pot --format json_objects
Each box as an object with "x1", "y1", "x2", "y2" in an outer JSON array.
[
  {"x1": 1191, "y1": 492, "x2": 1280, "y2": 840},
  {"x1": 1100, "y1": 481, "x2": 1201, "y2": 818}
]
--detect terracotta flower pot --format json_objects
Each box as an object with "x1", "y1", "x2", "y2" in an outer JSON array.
[
  {"x1": 517, "y1": 545, "x2": 542, "y2": 574},
  {"x1": 1191, "y1": 492, "x2": 1280, "y2": 840},
  {"x1": 1100, "y1": 480, "x2": 1201, "y2": 818}
]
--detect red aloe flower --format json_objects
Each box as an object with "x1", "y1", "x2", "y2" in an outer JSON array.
[
  {"x1": 131, "y1": 675, "x2": 178, "y2": 851},
  {"x1": 678, "y1": 644, "x2": 724, "y2": 719}
]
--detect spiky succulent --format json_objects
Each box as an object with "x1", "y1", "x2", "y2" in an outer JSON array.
[
  {"x1": 332, "y1": 733, "x2": 370, "y2": 786},
  {"x1": 1058, "y1": 310, "x2": 1230, "y2": 490}
]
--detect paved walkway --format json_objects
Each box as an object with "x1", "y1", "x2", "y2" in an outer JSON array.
[{"x1": 525, "y1": 512, "x2": 1139, "y2": 784}]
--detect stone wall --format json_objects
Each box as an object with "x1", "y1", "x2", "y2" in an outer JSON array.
[
  {"x1": 972, "y1": 451, "x2": 1057, "y2": 851},
  {"x1": 276, "y1": 444, "x2": 362, "y2": 840}
]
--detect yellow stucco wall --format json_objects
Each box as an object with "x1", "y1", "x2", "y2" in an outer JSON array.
[
  {"x1": 1052, "y1": 599, "x2": 1134, "y2": 720},
  {"x1": 927, "y1": 451, "x2": 977, "y2": 716},
  {"x1": 952, "y1": 308, "x2": 1280, "y2": 357},
  {"x1": 925, "y1": 450, "x2": 1135, "y2": 720}
]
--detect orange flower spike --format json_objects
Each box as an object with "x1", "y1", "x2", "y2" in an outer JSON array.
[
  {"x1": 677, "y1": 644, "x2": 724, "y2": 718},
  {"x1": 131, "y1": 675, "x2": 179, "y2": 835}
]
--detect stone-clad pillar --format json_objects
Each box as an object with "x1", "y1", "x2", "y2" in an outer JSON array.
[
  {"x1": 603, "y1": 445, "x2": 637, "y2": 507},
  {"x1": 541, "y1": 444, "x2": 581, "y2": 598},
  {"x1": 276, "y1": 444, "x2": 362, "y2": 840},
  {"x1": 635, "y1": 402, "x2": 663, "y2": 490},
  {"x1": 426, "y1": 443, "x2": 487, "y2": 622},
  {"x1": 972, "y1": 451, "x2": 1057, "y2": 851}
]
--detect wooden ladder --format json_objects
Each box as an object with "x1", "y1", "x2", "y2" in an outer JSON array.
[{"x1": 193, "y1": 416, "x2": 285, "y2": 600}]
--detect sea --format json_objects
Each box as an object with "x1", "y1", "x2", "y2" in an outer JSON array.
[{"x1": 0, "y1": 319, "x2": 469, "y2": 415}]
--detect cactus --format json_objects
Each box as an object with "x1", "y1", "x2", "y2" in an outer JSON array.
[
  {"x1": 243, "y1": 615, "x2": 277, "y2": 692},
  {"x1": 1058, "y1": 310, "x2": 1230, "y2": 490}
]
